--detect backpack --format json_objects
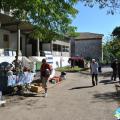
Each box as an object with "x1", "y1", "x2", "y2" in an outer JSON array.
[{"x1": 45, "y1": 69, "x2": 51, "y2": 77}]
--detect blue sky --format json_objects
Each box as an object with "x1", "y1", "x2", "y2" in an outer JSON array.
[{"x1": 72, "y1": 2, "x2": 120, "y2": 41}]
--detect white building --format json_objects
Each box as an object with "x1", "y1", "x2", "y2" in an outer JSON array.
[{"x1": 0, "y1": 11, "x2": 70, "y2": 68}]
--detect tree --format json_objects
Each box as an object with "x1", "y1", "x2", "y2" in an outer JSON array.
[
  {"x1": 79, "y1": 0, "x2": 120, "y2": 14},
  {"x1": 103, "y1": 36, "x2": 120, "y2": 63},
  {"x1": 112, "y1": 26, "x2": 120, "y2": 38},
  {"x1": 0, "y1": 0, "x2": 78, "y2": 40},
  {"x1": 103, "y1": 40, "x2": 112, "y2": 63}
]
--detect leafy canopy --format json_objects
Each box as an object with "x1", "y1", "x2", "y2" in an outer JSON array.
[
  {"x1": 1, "y1": 0, "x2": 120, "y2": 40},
  {"x1": 103, "y1": 26, "x2": 120, "y2": 62},
  {"x1": 112, "y1": 26, "x2": 120, "y2": 38},
  {"x1": 0, "y1": 0, "x2": 78, "y2": 40},
  {"x1": 79, "y1": 0, "x2": 120, "y2": 14}
]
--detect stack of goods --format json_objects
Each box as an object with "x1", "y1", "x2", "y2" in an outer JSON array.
[
  {"x1": 49, "y1": 76, "x2": 62, "y2": 84},
  {"x1": 60, "y1": 72, "x2": 67, "y2": 80},
  {"x1": 30, "y1": 83, "x2": 43, "y2": 93},
  {"x1": 7, "y1": 71, "x2": 34, "y2": 86}
]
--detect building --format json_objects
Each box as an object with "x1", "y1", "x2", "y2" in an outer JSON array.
[
  {"x1": 71, "y1": 32, "x2": 103, "y2": 60},
  {"x1": 0, "y1": 11, "x2": 70, "y2": 68}
]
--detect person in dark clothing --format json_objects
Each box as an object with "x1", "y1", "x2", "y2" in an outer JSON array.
[
  {"x1": 12, "y1": 56, "x2": 22, "y2": 75},
  {"x1": 111, "y1": 59, "x2": 118, "y2": 81},
  {"x1": 117, "y1": 61, "x2": 120, "y2": 82}
]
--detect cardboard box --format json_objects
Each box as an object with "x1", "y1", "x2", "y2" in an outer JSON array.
[{"x1": 30, "y1": 86, "x2": 43, "y2": 93}]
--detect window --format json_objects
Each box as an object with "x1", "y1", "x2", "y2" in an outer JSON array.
[
  {"x1": 53, "y1": 44, "x2": 69, "y2": 52},
  {"x1": 4, "y1": 34, "x2": 9, "y2": 42},
  {"x1": 62, "y1": 46, "x2": 66, "y2": 52},
  {"x1": 53, "y1": 44, "x2": 57, "y2": 51},
  {"x1": 3, "y1": 34, "x2": 9, "y2": 48},
  {"x1": 58, "y1": 45, "x2": 61, "y2": 52},
  {"x1": 66, "y1": 46, "x2": 69, "y2": 52},
  {"x1": 62, "y1": 46, "x2": 69, "y2": 52}
]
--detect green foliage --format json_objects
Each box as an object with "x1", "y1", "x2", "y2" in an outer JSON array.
[
  {"x1": 56, "y1": 66, "x2": 81, "y2": 72},
  {"x1": 0, "y1": 0, "x2": 79, "y2": 41},
  {"x1": 79, "y1": 0, "x2": 120, "y2": 14},
  {"x1": 56, "y1": 66, "x2": 89, "y2": 72},
  {"x1": 103, "y1": 37, "x2": 120, "y2": 63},
  {"x1": 112, "y1": 26, "x2": 120, "y2": 38},
  {"x1": 103, "y1": 25, "x2": 120, "y2": 63}
]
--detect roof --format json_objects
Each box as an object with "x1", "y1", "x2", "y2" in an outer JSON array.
[
  {"x1": 0, "y1": 13, "x2": 33, "y2": 33},
  {"x1": 74, "y1": 32, "x2": 104, "y2": 40}
]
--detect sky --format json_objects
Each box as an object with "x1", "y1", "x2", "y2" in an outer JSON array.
[{"x1": 72, "y1": 2, "x2": 120, "y2": 41}]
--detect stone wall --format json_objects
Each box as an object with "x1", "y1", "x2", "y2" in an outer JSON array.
[{"x1": 75, "y1": 39, "x2": 102, "y2": 60}]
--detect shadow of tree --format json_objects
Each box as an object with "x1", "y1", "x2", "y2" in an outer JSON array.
[
  {"x1": 102, "y1": 71, "x2": 112, "y2": 77},
  {"x1": 99, "y1": 79, "x2": 119, "y2": 85},
  {"x1": 79, "y1": 71, "x2": 90, "y2": 76},
  {"x1": 22, "y1": 93, "x2": 42, "y2": 97},
  {"x1": 69, "y1": 85, "x2": 93, "y2": 90},
  {"x1": 80, "y1": 71, "x2": 112, "y2": 77},
  {"x1": 92, "y1": 91, "x2": 120, "y2": 103}
]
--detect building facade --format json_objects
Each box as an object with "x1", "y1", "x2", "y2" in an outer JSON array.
[
  {"x1": 0, "y1": 11, "x2": 71, "y2": 68},
  {"x1": 71, "y1": 32, "x2": 103, "y2": 60},
  {"x1": 0, "y1": 12, "x2": 70, "y2": 57}
]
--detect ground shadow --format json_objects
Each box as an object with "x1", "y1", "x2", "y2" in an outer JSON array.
[
  {"x1": 69, "y1": 85, "x2": 93, "y2": 90},
  {"x1": 7, "y1": 92, "x2": 43, "y2": 97},
  {"x1": 79, "y1": 71, "x2": 91, "y2": 76},
  {"x1": 80, "y1": 71, "x2": 112, "y2": 77},
  {"x1": 102, "y1": 71, "x2": 112, "y2": 77},
  {"x1": 99, "y1": 79, "x2": 119, "y2": 85},
  {"x1": 21, "y1": 92, "x2": 44, "y2": 97},
  {"x1": 31, "y1": 79, "x2": 42, "y2": 84},
  {"x1": 92, "y1": 91, "x2": 120, "y2": 103}
]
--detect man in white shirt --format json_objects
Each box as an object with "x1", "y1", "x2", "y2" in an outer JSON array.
[{"x1": 90, "y1": 59, "x2": 99, "y2": 86}]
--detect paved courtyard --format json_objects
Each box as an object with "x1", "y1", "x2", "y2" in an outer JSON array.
[{"x1": 0, "y1": 66, "x2": 119, "y2": 120}]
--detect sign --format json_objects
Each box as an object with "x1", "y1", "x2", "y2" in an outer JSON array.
[{"x1": 44, "y1": 51, "x2": 53, "y2": 65}]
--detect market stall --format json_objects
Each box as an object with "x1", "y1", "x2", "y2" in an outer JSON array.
[{"x1": 0, "y1": 62, "x2": 35, "y2": 94}]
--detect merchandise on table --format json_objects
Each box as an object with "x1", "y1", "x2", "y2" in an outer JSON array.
[{"x1": 8, "y1": 72, "x2": 34, "y2": 86}]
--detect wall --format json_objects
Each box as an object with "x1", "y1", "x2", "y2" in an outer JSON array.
[
  {"x1": 0, "y1": 29, "x2": 11, "y2": 48},
  {"x1": 0, "y1": 56, "x2": 23, "y2": 63},
  {"x1": 42, "y1": 43, "x2": 51, "y2": 51},
  {"x1": 42, "y1": 40, "x2": 70, "y2": 57},
  {"x1": 70, "y1": 39, "x2": 75, "y2": 57},
  {"x1": 52, "y1": 51, "x2": 69, "y2": 57},
  {"x1": 26, "y1": 44, "x2": 32, "y2": 56},
  {"x1": 52, "y1": 40, "x2": 70, "y2": 46},
  {"x1": 29, "y1": 56, "x2": 70, "y2": 69},
  {"x1": 0, "y1": 29, "x2": 26, "y2": 55},
  {"x1": 75, "y1": 39, "x2": 102, "y2": 60}
]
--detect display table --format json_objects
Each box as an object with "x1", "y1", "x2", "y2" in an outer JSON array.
[{"x1": 8, "y1": 72, "x2": 35, "y2": 86}]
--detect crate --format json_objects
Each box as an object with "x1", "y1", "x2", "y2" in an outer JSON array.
[{"x1": 30, "y1": 85, "x2": 43, "y2": 93}]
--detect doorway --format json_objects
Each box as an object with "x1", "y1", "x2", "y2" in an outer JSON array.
[{"x1": 3, "y1": 34, "x2": 9, "y2": 49}]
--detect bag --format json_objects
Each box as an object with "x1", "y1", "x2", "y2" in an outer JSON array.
[{"x1": 45, "y1": 69, "x2": 51, "y2": 77}]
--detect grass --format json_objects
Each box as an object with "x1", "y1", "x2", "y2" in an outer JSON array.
[{"x1": 56, "y1": 66, "x2": 89, "y2": 72}]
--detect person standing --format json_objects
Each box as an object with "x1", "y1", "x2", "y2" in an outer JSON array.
[
  {"x1": 12, "y1": 56, "x2": 22, "y2": 75},
  {"x1": 40, "y1": 59, "x2": 52, "y2": 97},
  {"x1": 90, "y1": 59, "x2": 99, "y2": 86},
  {"x1": 111, "y1": 59, "x2": 118, "y2": 81},
  {"x1": 117, "y1": 60, "x2": 120, "y2": 82}
]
